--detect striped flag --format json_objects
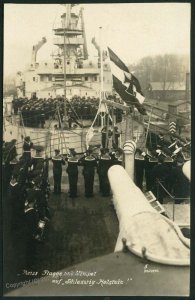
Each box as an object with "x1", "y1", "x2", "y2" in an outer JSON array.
[{"x1": 108, "y1": 47, "x2": 147, "y2": 115}]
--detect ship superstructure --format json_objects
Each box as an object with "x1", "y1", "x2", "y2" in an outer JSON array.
[{"x1": 16, "y1": 4, "x2": 112, "y2": 99}]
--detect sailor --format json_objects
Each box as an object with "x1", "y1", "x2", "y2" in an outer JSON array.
[
  {"x1": 9, "y1": 157, "x2": 18, "y2": 176},
  {"x1": 66, "y1": 149, "x2": 79, "y2": 198},
  {"x1": 23, "y1": 136, "x2": 33, "y2": 162},
  {"x1": 80, "y1": 149, "x2": 97, "y2": 198},
  {"x1": 4, "y1": 139, "x2": 17, "y2": 163},
  {"x1": 115, "y1": 108, "x2": 123, "y2": 123},
  {"x1": 30, "y1": 176, "x2": 48, "y2": 220},
  {"x1": 134, "y1": 149, "x2": 146, "y2": 191},
  {"x1": 13, "y1": 157, "x2": 28, "y2": 187},
  {"x1": 110, "y1": 148, "x2": 123, "y2": 166},
  {"x1": 51, "y1": 149, "x2": 65, "y2": 195},
  {"x1": 167, "y1": 136, "x2": 178, "y2": 152},
  {"x1": 158, "y1": 132, "x2": 165, "y2": 146},
  {"x1": 68, "y1": 115, "x2": 73, "y2": 129},
  {"x1": 8, "y1": 174, "x2": 24, "y2": 230},
  {"x1": 107, "y1": 128, "x2": 113, "y2": 149},
  {"x1": 2, "y1": 140, "x2": 18, "y2": 193},
  {"x1": 24, "y1": 196, "x2": 39, "y2": 268},
  {"x1": 31, "y1": 149, "x2": 44, "y2": 171},
  {"x1": 12, "y1": 98, "x2": 19, "y2": 115},
  {"x1": 40, "y1": 111, "x2": 45, "y2": 129},
  {"x1": 112, "y1": 126, "x2": 121, "y2": 149},
  {"x1": 98, "y1": 148, "x2": 112, "y2": 197},
  {"x1": 155, "y1": 144, "x2": 169, "y2": 161},
  {"x1": 101, "y1": 126, "x2": 107, "y2": 148}
]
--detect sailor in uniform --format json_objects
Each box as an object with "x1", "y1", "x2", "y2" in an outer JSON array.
[
  {"x1": 101, "y1": 126, "x2": 107, "y2": 148},
  {"x1": 66, "y1": 149, "x2": 79, "y2": 198},
  {"x1": 24, "y1": 196, "x2": 39, "y2": 268},
  {"x1": 8, "y1": 174, "x2": 24, "y2": 230},
  {"x1": 80, "y1": 149, "x2": 97, "y2": 198},
  {"x1": 110, "y1": 148, "x2": 123, "y2": 166},
  {"x1": 158, "y1": 132, "x2": 165, "y2": 146},
  {"x1": 31, "y1": 149, "x2": 44, "y2": 171},
  {"x1": 112, "y1": 126, "x2": 121, "y2": 149},
  {"x1": 51, "y1": 149, "x2": 65, "y2": 194},
  {"x1": 23, "y1": 136, "x2": 33, "y2": 162},
  {"x1": 2, "y1": 141, "x2": 15, "y2": 193},
  {"x1": 98, "y1": 148, "x2": 112, "y2": 197}
]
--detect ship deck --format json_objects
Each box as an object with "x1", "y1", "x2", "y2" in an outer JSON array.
[
  {"x1": 3, "y1": 162, "x2": 119, "y2": 294},
  {"x1": 3, "y1": 162, "x2": 190, "y2": 295}
]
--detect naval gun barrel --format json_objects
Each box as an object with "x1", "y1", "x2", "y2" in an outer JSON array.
[{"x1": 108, "y1": 165, "x2": 190, "y2": 265}]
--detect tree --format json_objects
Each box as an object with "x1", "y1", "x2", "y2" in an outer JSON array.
[{"x1": 128, "y1": 54, "x2": 190, "y2": 99}]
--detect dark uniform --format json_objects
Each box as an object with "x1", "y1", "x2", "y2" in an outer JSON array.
[
  {"x1": 101, "y1": 127, "x2": 107, "y2": 148},
  {"x1": 12, "y1": 157, "x2": 28, "y2": 187},
  {"x1": 2, "y1": 140, "x2": 18, "y2": 194},
  {"x1": 66, "y1": 155, "x2": 79, "y2": 198},
  {"x1": 112, "y1": 126, "x2": 120, "y2": 149},
  {"x1": 23, "y1": 136, "x2": 33, "y2": 161},
  {"x1": 52, "y1": 150, "x2": 65, "y2": 194},
  {"x1": 110, "y1": 149, "x2": 123, "y2": 166},
  {"x1": 34, "y1": 176, "x2": 49, "y2": 219},
  {"x1": 98, "y1": 152, "x2": 112, "y2": 197},
  {"x1": 24, "y1": 199, "x2": 39, "y2": 268},
  {"x1": 31, "y1": 150, "x2": 44, "y2": 171},
  {"x1": 8, "y1": 176, "x2": 24, "y2": 230},
  {"x1": 80, "y1": 152, "x2": 97, "y2": 198}
]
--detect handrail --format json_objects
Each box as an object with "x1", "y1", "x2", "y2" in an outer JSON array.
[{"x1": 156, "y1": 179, "x2": 190, "y2": 222}]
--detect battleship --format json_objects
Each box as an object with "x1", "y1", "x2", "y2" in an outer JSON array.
[
  {"x1": 3, "y1": 4, "x2": 191, "y2": 155},
  {"x1": 3, "y1": 3, "x2": 191, "y2": 297}
]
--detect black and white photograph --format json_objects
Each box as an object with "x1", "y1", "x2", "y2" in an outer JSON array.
[{"x1": 2, "y1": 2, "x2": 191, "y2": 296}]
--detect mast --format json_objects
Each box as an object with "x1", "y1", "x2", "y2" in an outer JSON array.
[
  {"x1": 99, "y1": 26, "x2": 106, "y2": 128},
  {"x1": 99, "y1": 26, "x2": 104, "y2": 103},
  {"x1": 63, "y1": 4, "x2": 71, "y2": 128}
]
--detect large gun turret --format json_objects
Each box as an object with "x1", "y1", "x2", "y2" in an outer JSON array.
[{"x1": 32, "y1": 37, "x2": 47, "y2": 65}]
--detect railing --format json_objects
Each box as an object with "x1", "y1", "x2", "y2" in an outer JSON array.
[
  {"x1": 53, "y1": 37, "x2": 84, "y2": 45},
  {"x1": 156, "y1": 179, "x2": 190, "y2": 224},
  {"x1": 53, "y1": 22, "x2": 82, "y2": 31}
]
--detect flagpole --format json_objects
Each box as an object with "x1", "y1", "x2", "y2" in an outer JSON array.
[
  {"x1": 99, "y1": 26, "x2": 104, "y2": 128},
  {"x1": 99, "y1": 26, "x2": 104, "y2": 101}
]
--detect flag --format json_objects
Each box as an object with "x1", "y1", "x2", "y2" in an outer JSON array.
[
  {"x1": 108, "y1": 47, "x2": 147, "y2": 115},
  {"x1": 86, "y1": 127, "x2": 94, "y2": 148}
]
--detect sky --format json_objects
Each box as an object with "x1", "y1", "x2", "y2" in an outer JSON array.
[{"x1": 4, "y1": 3, "x2": 191, "y2": 76}]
